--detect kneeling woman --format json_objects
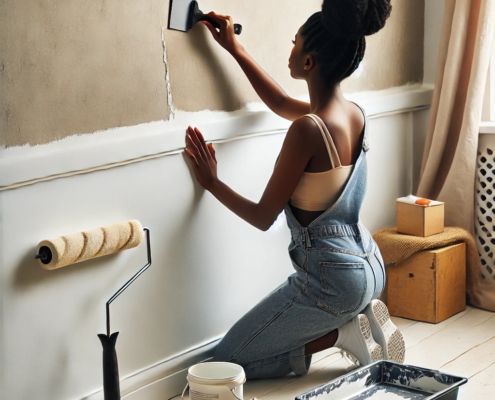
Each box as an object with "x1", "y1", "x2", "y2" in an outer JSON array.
[{"x1": 183, "y1": 0, "x2": 405, "y2": 379}]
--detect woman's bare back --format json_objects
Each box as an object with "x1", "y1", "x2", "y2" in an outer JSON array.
[{"x1": 290, "y1": 101, "x2": 366, "y2": 227}]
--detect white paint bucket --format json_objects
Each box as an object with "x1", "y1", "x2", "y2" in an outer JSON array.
[{"x1": 182, "y1": 362, "x2": 246, "y2": 400}]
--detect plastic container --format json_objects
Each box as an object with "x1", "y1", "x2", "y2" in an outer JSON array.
[
  {"x1": 182, "y1": 362, "x2": 246, "y2": 400},
  {"x1": 295, "y1": 360, "x2": 468, "y2": 400}
]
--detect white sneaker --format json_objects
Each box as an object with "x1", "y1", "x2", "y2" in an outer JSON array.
[
  {"x1": 362, "y1": 299, "x2": 406, "y2": 363},
  {"x1": 334, "y1": 314, "x2": 383, "y2": 367}
]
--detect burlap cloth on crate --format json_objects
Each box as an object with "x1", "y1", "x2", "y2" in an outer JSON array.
[{"x1": 372, "y1": 226, "x2": 495, "y2": 313}]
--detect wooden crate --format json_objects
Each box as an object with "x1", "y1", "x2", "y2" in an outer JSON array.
[{"x1": 379, "y1": 242, "x2": 466, "y2": 323}]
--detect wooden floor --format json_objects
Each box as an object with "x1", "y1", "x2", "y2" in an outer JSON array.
[{"x1": 177, "y1": 305, "x2": 495, "y2": 399}]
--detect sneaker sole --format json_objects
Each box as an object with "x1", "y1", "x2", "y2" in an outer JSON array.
[
  {"x1": 358, "y1": 314, "x2": 384, "y2": 363},
  {"x1": 366, "y1": 300, "x2": 406, "y2": 363}
]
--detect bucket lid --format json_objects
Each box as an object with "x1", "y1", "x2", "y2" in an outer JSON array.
[{"x1": 188, "y1": 362, "x2": 245, "y2": 386}]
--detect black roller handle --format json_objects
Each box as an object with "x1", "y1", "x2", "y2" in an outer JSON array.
[{"x1": 189, "y1": 1, "x2": 242, "y2": 35}]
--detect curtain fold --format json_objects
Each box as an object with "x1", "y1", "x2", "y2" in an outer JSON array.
[{"x1": 415, "y1": 0, "x2": 495, "y2": 311}]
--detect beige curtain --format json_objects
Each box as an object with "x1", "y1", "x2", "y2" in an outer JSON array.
[{"x1": 416, "y1": 0, "x2": 495, "y2": 311}]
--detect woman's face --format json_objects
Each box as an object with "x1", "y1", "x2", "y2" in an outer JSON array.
[{"x1": 288, "y1": 26, "x2": 308, "y2": 79}]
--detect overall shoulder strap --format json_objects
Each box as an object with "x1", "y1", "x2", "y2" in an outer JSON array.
[{"x1": 304, "y1": 114, "x2": 342, "y2": 168}]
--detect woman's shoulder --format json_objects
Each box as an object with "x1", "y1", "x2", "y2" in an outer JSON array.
[{"x1": 289, "y1": 114, "x2": 323, "y2": 140}]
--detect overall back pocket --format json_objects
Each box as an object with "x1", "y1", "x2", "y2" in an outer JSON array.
[{"x1": 317, "y1": 262, "x2": 367, "y2": 316}]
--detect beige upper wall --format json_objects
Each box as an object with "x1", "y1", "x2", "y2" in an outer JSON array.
[
  {"x1": 1, "y1": 0, "x2": 424, "y2": 148},
  {"x1": 168, "y1": 0, "x2": 425, "y2": 111},
  {"x1": 1, "y1": 0, "x2": 171, "y2": 148}
]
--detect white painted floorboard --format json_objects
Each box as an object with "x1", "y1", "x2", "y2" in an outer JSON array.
[{"x1": 175, "y1": 305, "x2": 495, "y2": 399}]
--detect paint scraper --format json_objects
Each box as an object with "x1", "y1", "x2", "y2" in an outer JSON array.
[{"x1": 168, "y1": 0, "x2": 242, "y2": 35}]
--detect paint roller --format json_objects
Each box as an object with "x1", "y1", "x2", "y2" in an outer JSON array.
[
  {"x1": 36, "y1": 220, "x2": 144, "y2": 270},
  {"x1": 36, "y1": 220, "x2": 152, "y2": 400}
]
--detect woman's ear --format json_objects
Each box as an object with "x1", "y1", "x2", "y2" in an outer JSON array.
[{"x1": 304, "y1": 55, "x2": 315, "y2": 71}]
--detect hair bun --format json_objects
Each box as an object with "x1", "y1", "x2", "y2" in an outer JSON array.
[{"x1": 321, "y1": 0, "x2": 392, "y2": 40}]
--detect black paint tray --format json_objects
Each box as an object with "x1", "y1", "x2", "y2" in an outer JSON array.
[{"x1": 295, "y1": 360, "x2": 468, "y2": 400}]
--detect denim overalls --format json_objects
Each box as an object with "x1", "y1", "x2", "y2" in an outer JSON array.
[{"x1": 211, "y1": 103, "x2": 386, "y2": 379}]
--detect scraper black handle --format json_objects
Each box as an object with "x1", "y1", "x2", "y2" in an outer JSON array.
[
  {"x1": 190, "y1": 1, "x2": 242, "y2": 35},
  {"x1": 202, "y1": 15, "x2": 242, "y2": 35}
]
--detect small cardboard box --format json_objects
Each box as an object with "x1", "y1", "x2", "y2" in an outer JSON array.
[
  {"x1": 396, "y1": 196, "x2": 445, "y2": 237},
  {"x1": 380, "y1": 243, "x2": 466, "y2": 324}
]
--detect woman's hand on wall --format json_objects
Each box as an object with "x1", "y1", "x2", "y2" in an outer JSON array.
[
  {"x1": 201, "y1": 12, "x2": 242, "y2": 55},
  {"x1": 184, "y1": 126, "x2": 218, "y2": 191},
  {"x1": 181, "y1": 116, "x2": 316, "y2": 231}
]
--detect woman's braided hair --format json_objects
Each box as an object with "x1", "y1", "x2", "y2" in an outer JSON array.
[{"x1": 302, "y1": 0, "x2": 392, "y2": 87}]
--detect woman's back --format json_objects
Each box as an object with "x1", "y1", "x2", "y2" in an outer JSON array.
[{"x1": 286, "y1": 101, "x2": 367, "y2": 227}]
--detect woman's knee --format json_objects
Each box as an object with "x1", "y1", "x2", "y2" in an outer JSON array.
[{"x1": 211, "y1": 338, "x2": 236, "y2": 363}]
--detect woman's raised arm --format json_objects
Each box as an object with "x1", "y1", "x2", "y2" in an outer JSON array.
[{"x1": 201, "y1": 12, "x2": 310, "y2": 121}]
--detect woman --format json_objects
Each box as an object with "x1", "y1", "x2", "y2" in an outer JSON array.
[{"x1": 183, "y1": 0, "x2": 405, "y2": 379}]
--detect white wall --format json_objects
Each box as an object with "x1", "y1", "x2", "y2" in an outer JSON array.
[{"x1": 0, "y1": 85, "x2": 433, "y2": 400}]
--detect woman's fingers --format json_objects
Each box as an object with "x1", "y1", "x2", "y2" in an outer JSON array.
[
  {"x1": 195, "y1": 128, "x2": 212, "y2": 161},
  {"x1": 186, "y1": 126, "x2": 216, "y2": 163},
  {"x1": 202, "y1": 11, "x2": 238, "y2": 54},
  {"x1": 201, "y1": 21, "x2": 220, "y2": 41},
  {"x1": 188, "y1": 127, "x2": 209, "y2": 162},
  {"x1": 187, "y1": 126, "x2": 201, "y2": 148},
  {"x1": 208, "y1": 143, "x2": 217, "y2": 163},
  {"x1": 213, "y1": 13, "x2": 231, "y2": 21},
  {"x1": 194, "y1": 127, "x2": 207, "y2": 146},
  {"x1": 184, "y1": 148, "x2": 199, "y2": 165},
  {"x1": 218, "y1": 16, "x2": 231, "y2": 30},
  {"x1": 189, "y1": 127, "x2": 208, "y2": 160},
  {"x1": 184, "y1": 125, "x2": 218, "y2": 190},
  {"x1": 186, "y1": 132, "x2": 204, "y2": 163},
  {"x1": 204, "y1": 12, "x2": 232, "y2": 32},
  {"x1": 205, "y1": 11, "x2": 226, "y2": 23}
]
